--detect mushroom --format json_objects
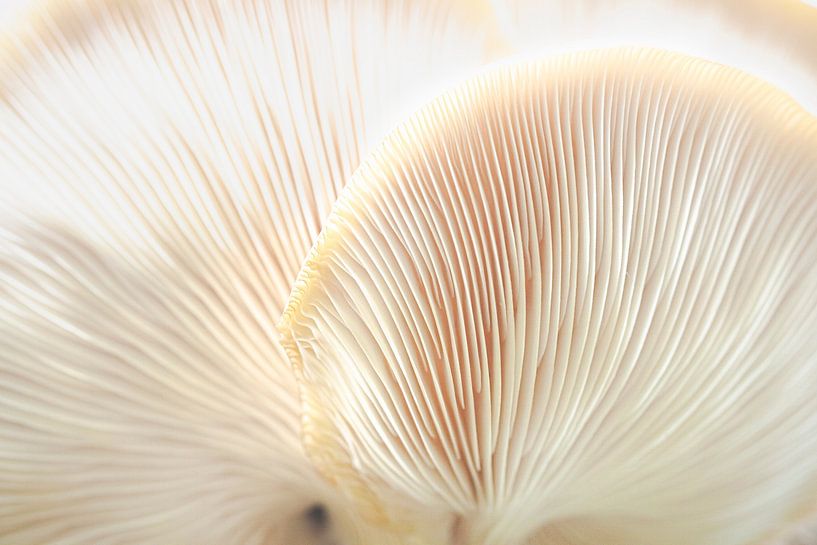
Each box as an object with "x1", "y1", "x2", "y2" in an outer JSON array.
[
  {"x1": 3, "y1": 0, "x2": 817, "y2": 544},
  {"x1": 0, "y1": 0, "x2": 494, "y2": 542},
  {"x1": 280, "y1": 49, "x2": 817, "y2": 545}
]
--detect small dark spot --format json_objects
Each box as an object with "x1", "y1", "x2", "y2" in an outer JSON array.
[{"x1": 304, "y1": 503, "x2": 330, "y2": 534}]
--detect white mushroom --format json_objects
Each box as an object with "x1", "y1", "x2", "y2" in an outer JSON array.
[
  {"x1": 280, "y1": 48, "x2": 817, "y2": 545},
  {"x1": 0, "y1": 0, "x2": 494, "y2": 543}
]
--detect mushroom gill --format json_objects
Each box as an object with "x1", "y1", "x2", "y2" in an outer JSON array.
[
  {"x1": 280, "y1": 49, "x2": 817, "y2": 545},
  {"x1": 0, "y1": 0, "x2": 493, "y2": 543}
]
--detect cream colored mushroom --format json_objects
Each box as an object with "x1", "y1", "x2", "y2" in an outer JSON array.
[
  {"x1": 0, "y1": 0, "x2": 494, "y2": 543},
  {"x1": 280, "y1": 49, "x2": 817, "y2": 545}
]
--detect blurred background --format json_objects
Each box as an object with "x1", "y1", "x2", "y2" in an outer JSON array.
[{"x1": 0, "y1": 0, "x2": 27, "y2": 24}]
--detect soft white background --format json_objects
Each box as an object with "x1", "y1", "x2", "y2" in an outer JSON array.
[
  {"x1": 0, "y1": 0, "x2": 27, "y2": 14},
  {"x1": 0, "y1": 0, "x2": 30, "y2": 26}
]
